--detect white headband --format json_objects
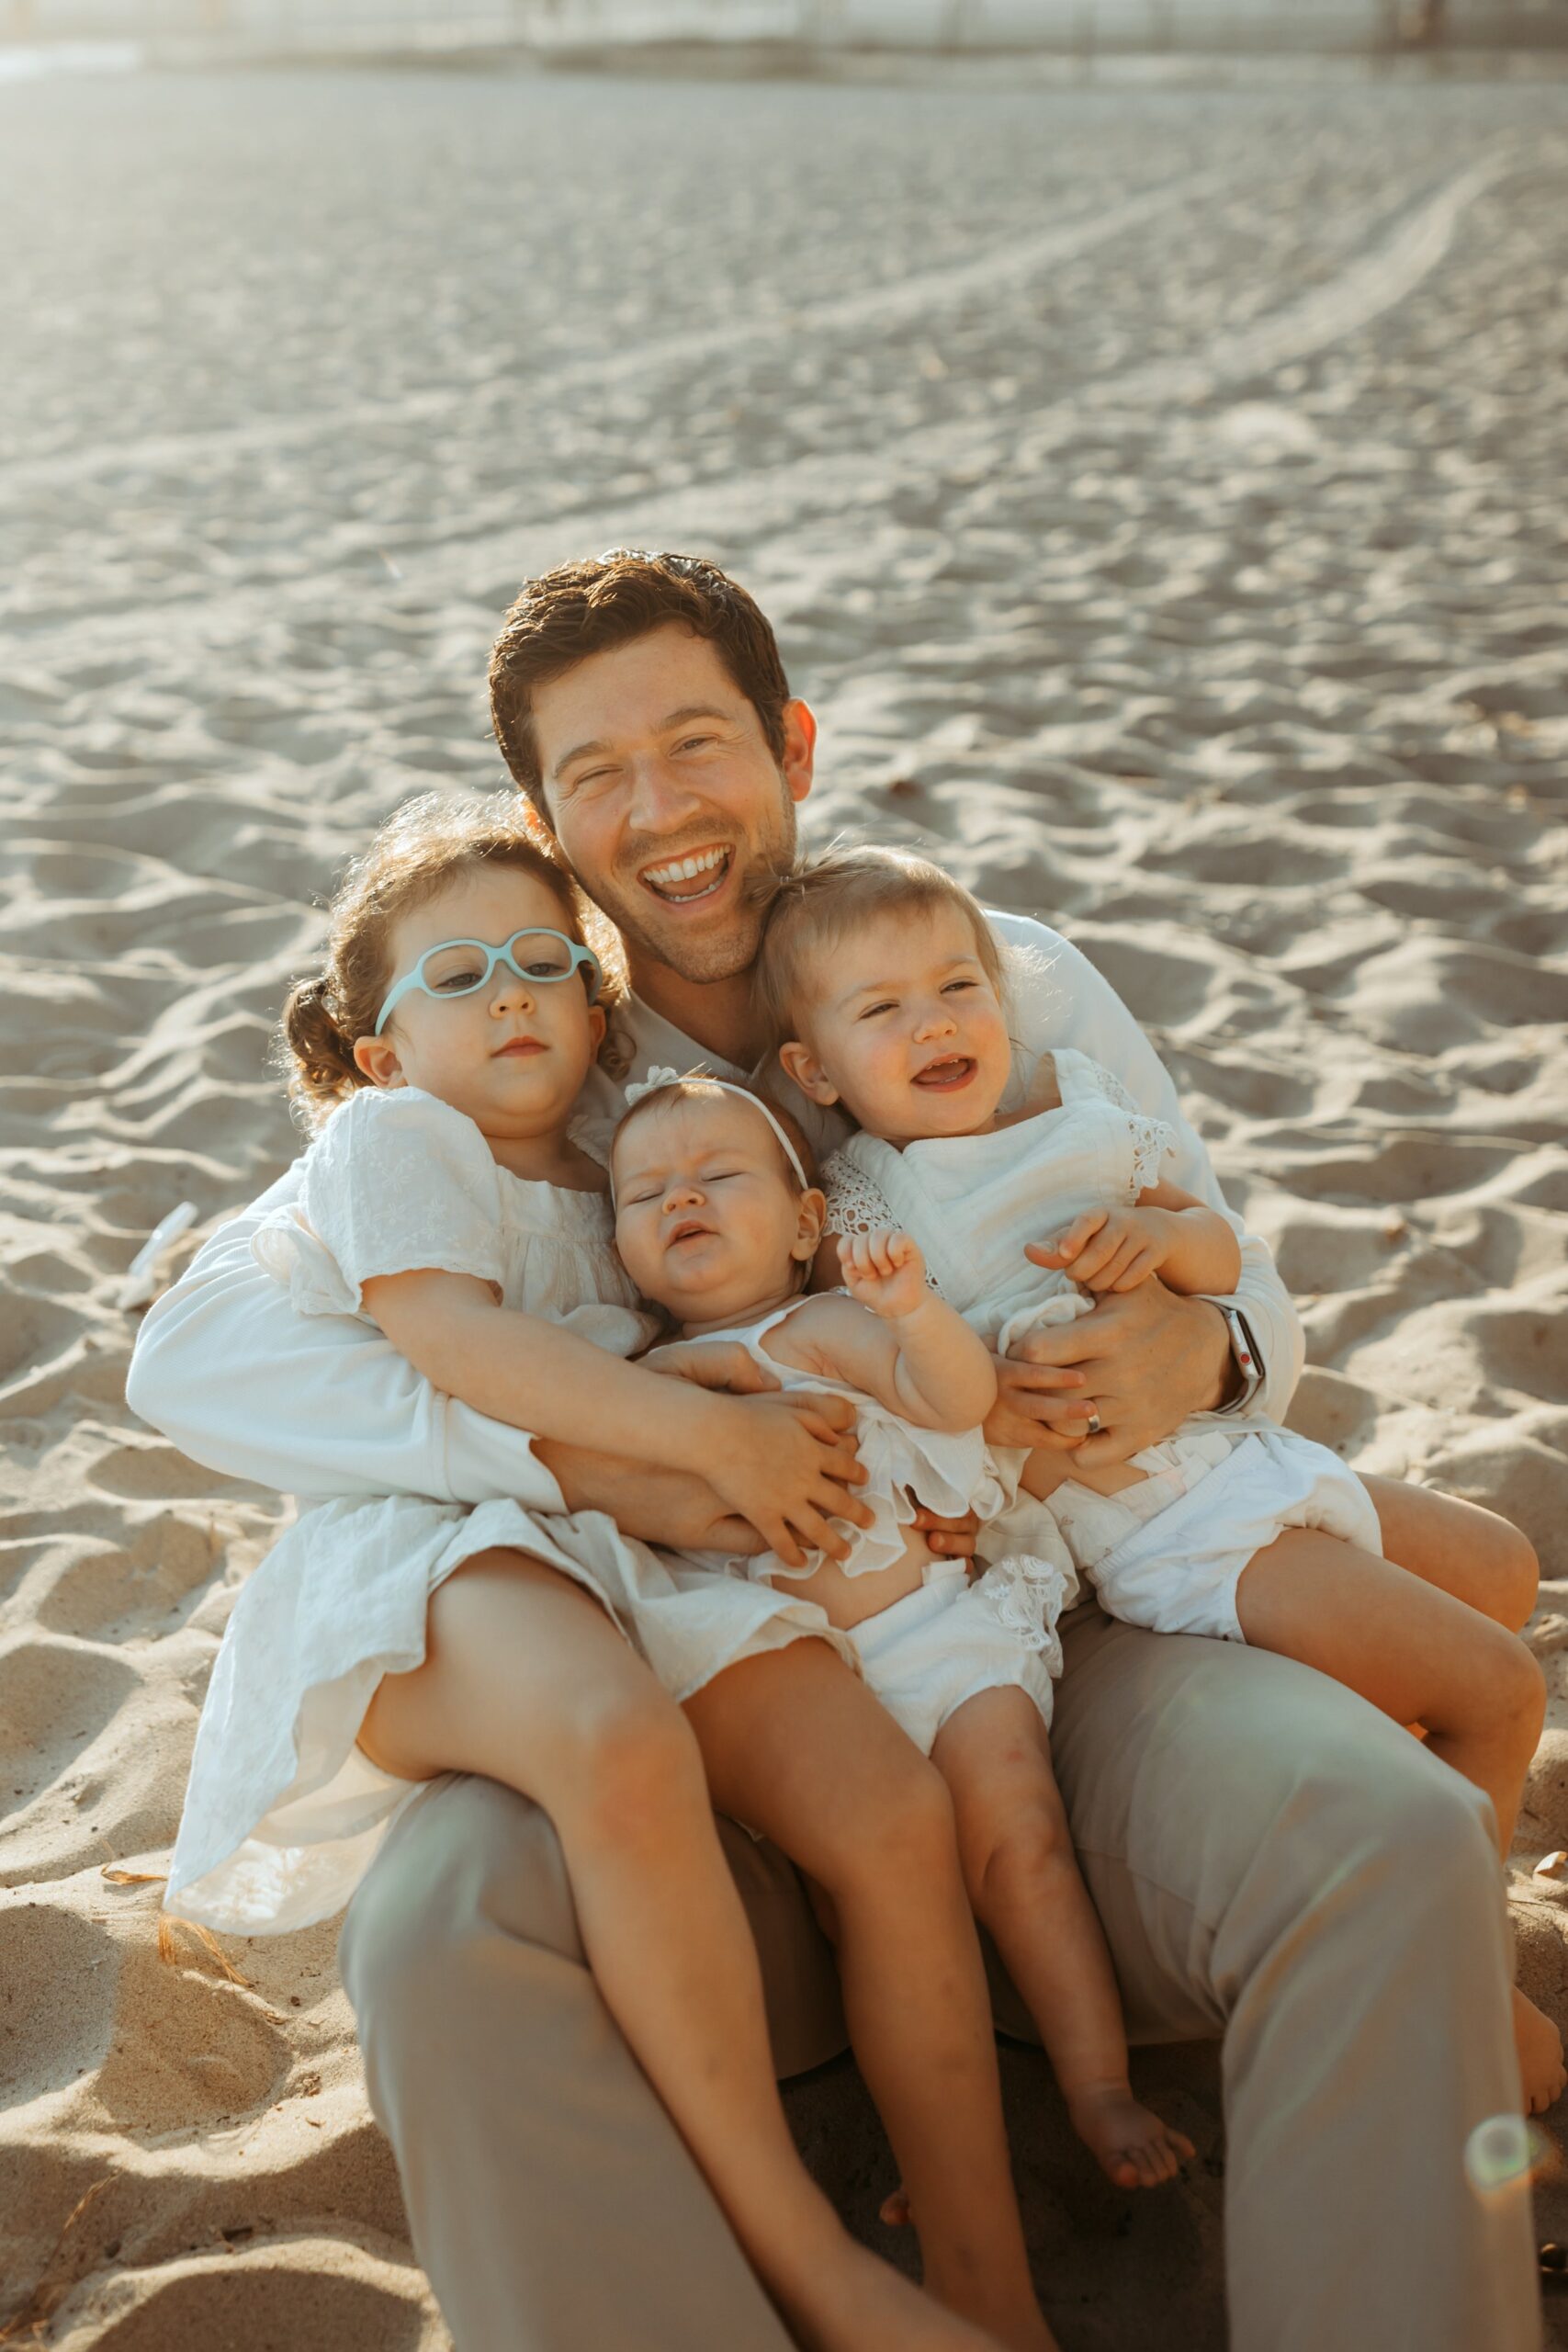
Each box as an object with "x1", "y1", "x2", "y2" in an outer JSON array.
[{"x1": 616, "y1": 1065, "x2": 811, "y2": 1196}]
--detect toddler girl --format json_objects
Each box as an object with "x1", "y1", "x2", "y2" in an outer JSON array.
[
  {"x1": 757, "y1": 842, "x2": 1558, "y2": 2115},
  {"x1": 164, "y1": 794, "x2": 1008, "y2": 2352}
]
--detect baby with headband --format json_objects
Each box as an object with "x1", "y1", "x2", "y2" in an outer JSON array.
[
  {"x1": 164, "y1": 795, "x2": 1017, "y2": 2352},
  {"x1": 606, "y1": 1065, "x2": 1193, "y2": 2312},
  {"x1": 756, "y1": 842, "x2": 1556, "y2": 2116}
]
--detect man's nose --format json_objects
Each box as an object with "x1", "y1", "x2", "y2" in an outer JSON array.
[{"x1": 625, "y1": 754, "x2": 705, "y2": 835}]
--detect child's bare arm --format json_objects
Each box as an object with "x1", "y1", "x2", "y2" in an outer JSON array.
[
  {"x1": 771, "y1": 1233, "x2": 998, "y2": 1433},
  {"x1": 361, "y1": 1268, "x2": 864, "y2": 1567},
  {"x1": 1032, "y1": 1180, "x2": 1241, "y2": 1298}
]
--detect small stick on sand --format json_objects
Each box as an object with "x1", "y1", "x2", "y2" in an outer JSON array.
[{"x1": 0, "y1": 2177, "x2": 114, "y2": 2344}]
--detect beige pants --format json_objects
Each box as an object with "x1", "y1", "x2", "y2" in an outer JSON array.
[{"x1": 339, "y1": 1608, "x2": 1540, "y2": 2352}]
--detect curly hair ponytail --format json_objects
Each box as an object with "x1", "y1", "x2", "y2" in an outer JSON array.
[{"x1": 280, "y1": 973, "x2": 362, "y2": 1124}]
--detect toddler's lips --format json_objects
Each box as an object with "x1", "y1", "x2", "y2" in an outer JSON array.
[
  {"x1": 912, "y1": 1056, "x2": 976, "y2": 1091},
  {"x1": 494, "y1": 1038, "x2": 546, "y2": 1057},
  {"x1": 668, "y1": 1220, "x2": 716, "y2": 1247}
]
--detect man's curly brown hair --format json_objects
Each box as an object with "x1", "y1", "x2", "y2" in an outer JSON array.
[{"x1": 489, "y1": 550, "x2": 792, "y2": 825}]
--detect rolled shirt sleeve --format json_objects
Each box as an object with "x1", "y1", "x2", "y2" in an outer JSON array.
[{"x1": 987, "y1": 911, "x2": 1304, "y2": 1427}]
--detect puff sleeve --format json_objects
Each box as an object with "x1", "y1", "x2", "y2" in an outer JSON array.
[{"x1": 253, "y1": 1089, "x2": 506, "y2": 1318}]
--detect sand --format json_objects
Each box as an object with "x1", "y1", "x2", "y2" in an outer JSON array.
[{"x1": 2, "y1": 53, "x2": 1566, "y2": 2350}]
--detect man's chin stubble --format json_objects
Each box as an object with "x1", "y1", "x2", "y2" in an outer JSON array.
[{"x1": 601, "y1": 888, "x2": 764, "y2": 988}]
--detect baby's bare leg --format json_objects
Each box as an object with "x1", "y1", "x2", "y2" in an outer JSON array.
[
  {"x1": 684, "y1": 1639, "x2": 1056, "y2": 2352},
  {"x1": 1359, "y1": 1475, "x2": 1540, "y2": 1633},
  {"x1": 1237, "y1": 1530, "x2": 1563, "y2": 2114},
  {"x1": 360, "y1": 1553, "x2": 1000, "y2": 2352},
  {"x1": 931, "y1": 1688, "x2": 1193, "y2": 2191}
]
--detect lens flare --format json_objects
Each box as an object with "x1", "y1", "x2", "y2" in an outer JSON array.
[{"x1": 1464, "y1": 2113, "x2": 1545, "y2": 2197}]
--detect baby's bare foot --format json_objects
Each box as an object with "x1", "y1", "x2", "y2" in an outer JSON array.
[
  {"x1": 1067, "y1": 2082, "x2": 1194, "y2": 2190},
  {"x1": 1514, "y1": 1988, "x2": 1566, "y2": 2116}
]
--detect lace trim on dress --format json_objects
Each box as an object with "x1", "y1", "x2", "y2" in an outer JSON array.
[
  {"x1": 1073, "y1": 1059, "x2": 1176, "y2": 1202},
  {"x1": 974, "y1": 1553, "x2": 1069, "y2": 1668},
  {"x1": 821, "y1": 1151, "x2": 945, "y2": 1296},
  {"x1": 1127, "y1": 1115, "x2": 1176, "y2": 1199}
]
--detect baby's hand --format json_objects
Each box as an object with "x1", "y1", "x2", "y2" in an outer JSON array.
[
  {"x1": 837, "y1": 1228, "x2": 930, "y2": 1321},
  {"x1": 1034, "y1": 1208, "x2": 1168, "y2": 1294}
]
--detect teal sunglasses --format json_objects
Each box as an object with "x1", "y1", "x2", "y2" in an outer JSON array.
[{"x1": 375, "y1": 928, "x2": 604, "y2": 1035}]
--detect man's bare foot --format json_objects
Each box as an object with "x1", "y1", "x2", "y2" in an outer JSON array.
[
  {"x1": 1066, "y1": 2082, "x2": 1194, "y2": 2190},
  {"x1": 1514, "y1": 1987, "x2": 1566, "y2": 2116}
]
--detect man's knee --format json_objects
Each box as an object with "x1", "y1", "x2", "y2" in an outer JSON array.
[
  {"x1": 341, "y1": 1773, "x2": 582, "y2": 2066},
  {"x1": 1288, "y1": 1730, "x2": 1502, "y2": 1935}
]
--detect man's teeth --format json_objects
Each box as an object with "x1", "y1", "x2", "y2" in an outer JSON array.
[{"x1": 643, "y1": 848, "x2": 728, "y2": 897}]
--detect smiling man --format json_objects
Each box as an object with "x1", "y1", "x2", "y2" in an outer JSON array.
[{"x1": 130, "y1": 551, "x2": 1538, "y2": 2352}]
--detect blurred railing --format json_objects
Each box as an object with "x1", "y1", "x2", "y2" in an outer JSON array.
[{"x1": 3, "y1": 0, "x2": 1563, "y2": 54}]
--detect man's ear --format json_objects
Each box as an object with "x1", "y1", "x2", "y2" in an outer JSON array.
[
  {"x1": 353, "y1": 1035, "x2": 406, "y2": 1088},
  {"x1": 792, "y1": 1186, "x2": 828, "y2": 1262},
  {"x1": 777, "y1": 1038, "x2": 838, "y2": 1106},
  {"x1": 780, "y1": 698, "x2": 817, "y2": 808}
]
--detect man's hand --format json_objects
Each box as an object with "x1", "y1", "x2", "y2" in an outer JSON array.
[
  {"x1": 642, "y1": 1340, "x2": 781, "y2": 1395},
  {"x1": 705, "y1": 1391, "x2": 874, "y2": 1569},
  {"x1": 540, "y1": 1391, "x2": 867, "y2": 1557},
  {"x1": 537, "y1": 1442, "x2": 769, "y2": 1554},
  {"x1": 987, "y1": 1276, "x2": 1233, "y2": 1468}
]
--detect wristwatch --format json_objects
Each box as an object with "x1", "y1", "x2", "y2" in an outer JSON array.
[{"x1": 1215, "y1": 1305, "x2": 1264, "y2": 1414}]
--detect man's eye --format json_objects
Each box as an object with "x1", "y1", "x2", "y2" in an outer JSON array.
[{"x1": 675, "y1": 734, "x2": 717, "y2": 754}]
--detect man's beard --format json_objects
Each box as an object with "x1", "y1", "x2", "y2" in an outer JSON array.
[{"x1": 584, "y1": 788, "x2": 797, "y2": 988}]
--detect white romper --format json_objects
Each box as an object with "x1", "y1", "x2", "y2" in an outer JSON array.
[
  {"x1": 669, "y1": 1299, "x2": 1073, "y2": 1756},
  {"x1": 823, "y1": 1047, "x2": 1381, "y2": 1645},
  {"x1": 166, "y1": 1088, "x2": 842, "y2": 1934}
]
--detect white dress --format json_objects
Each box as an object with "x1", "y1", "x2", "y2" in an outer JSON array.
[
  {"x1": 665, "y1": 1299, "x2": 1073, "y2": 1755},
  {"x1": 165, "y1": 1089, "x2": 833, "y2": 1934},
  {"x1": 823, "y1": 1049, "x2": 1381, "y2": 1645}
]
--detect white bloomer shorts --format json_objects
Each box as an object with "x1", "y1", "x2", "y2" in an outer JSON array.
[
  {"x1": 843, "y1": 1555, "x2": 1070, "y2": 1756},
  {"x1": 1055, "y1": 1426, "x2": 1382, "y2": 1645}
]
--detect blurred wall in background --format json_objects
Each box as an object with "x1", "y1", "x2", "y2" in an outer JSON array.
[{"x1": 5, "y1": 0, "x2": 1566, "y2": 62}]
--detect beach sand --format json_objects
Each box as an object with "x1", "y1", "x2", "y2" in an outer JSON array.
[{"x1": 2, "y1": 56, "x2": 1565, "y2": 2348}]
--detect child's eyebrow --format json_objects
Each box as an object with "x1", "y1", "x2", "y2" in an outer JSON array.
[{"x1": 829, "y1": 953, "x2": 981, "y2": 1009}]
